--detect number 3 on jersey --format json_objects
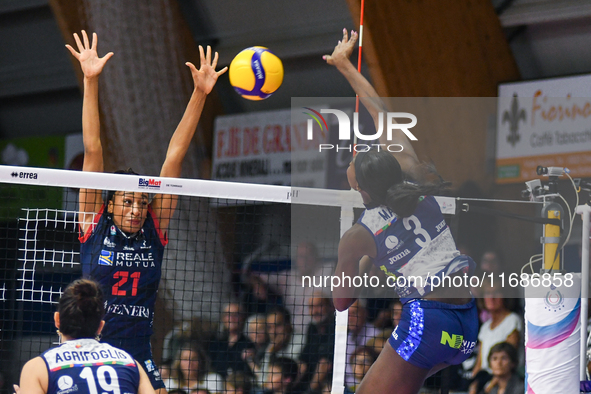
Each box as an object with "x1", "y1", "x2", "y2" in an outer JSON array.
[
  {"x1": 402, "y1": 215, "x2": 431, "y2": 248},
  {"x1": 112, "y1": 271, "x2": 140, "y2": 296}
]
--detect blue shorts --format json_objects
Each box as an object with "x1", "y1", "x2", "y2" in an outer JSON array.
[
  {"x1": 103, "y1": 336, "x2": 166, "y2": 390},
  {"x1": 388, "y1": 298, "x2": 478, "y2": 370}
]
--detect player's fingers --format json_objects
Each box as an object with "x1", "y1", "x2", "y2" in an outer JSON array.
[
  {"x1": 185, "y1": 62, "x2": 197, "y2": 72},
  {"x1": 91, "y1": 32, "x2": 98, "y2": 51},
  {"x1": 198, "y1": 45, "x2": 205, "y2": 64},
  {"x1": 65, "y1": 45, "x2": 80, "y2": 59},
  {"x1": 216, "y1": 66, "x2": 228, "y2": 76},
  {"x1": 73, "y1": 33, "x2": 84, "y2": 52},
  {"x1": 211, "y1": 51, "x2": 219, "y2": 69},
  {"x1": 206, "y1": 45, "x2": 212, "y2": 64},
  {"x1": 101, "y1": 52, "x2": 114, "y2": 62},
  {"x1": 349, "y1": 31, "x2": 358, "y2": 45},
  {"x1": 342, "y1": 27, "x2": 348, "y2": 42},
  {"x1": 82, "y1": 30, "x2": 90, "y2": 49}
]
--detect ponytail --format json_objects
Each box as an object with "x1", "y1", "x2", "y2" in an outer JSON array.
[{"x1": 385, "y1": 179, "x2": 449, "y2": 218}]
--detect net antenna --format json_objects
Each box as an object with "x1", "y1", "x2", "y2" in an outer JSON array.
[{"x1": 352, "y1": 0, "x2": 365, "y2": 156}]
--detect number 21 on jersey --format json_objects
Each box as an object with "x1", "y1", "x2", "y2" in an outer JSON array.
[{"x1": 112, "y1": 271, "x2": 140, "y2": 296}]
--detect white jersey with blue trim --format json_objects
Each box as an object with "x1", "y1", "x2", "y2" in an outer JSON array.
[
  {"x1": 358, "y1": 195, "x2": 469, "y2": 299},
  {"x1": 41, "y1": 338, "x2": 140, "y2": 394}
]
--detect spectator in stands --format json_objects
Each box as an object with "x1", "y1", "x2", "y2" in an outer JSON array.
[
  {"x1": 344, "y1": 300, "x2": 379, "y2": 389},
  {"x1": 225, "y1": 371, "x2": 253, "y2": 394},
  {"x1": 366, "y1": 298, "x2": 403, "y2": 354},
  {"x1": 299, "y1": 293, "x2": 335, "y2": 392},
  {"x1": 366, "y1": 298, "x2": 393, "y2": 330},
  {"x1": 469, "y1": 284, "x2": 522, "y2": 394},
  {"x1": 165, "y1": 341, "x2": 224, "y2": 394},
  {"x1": 257, "y1": 357, "x2": 300, "y2": 394},
  {"x1": 242, "y1": 275, "x2": 284, "y2": 316},
  {"x1": 473, "y1": 249, "x2": 505, "y2": 309},
  {"x1": 249, "y1": 242, "x2": 334, "y2": 334},
  {"x1": 243, "y1": 314, "x2": 269, "y2": 377},
  {"x1": 254, "y1": 307, "x2": 304, "y2": 388},
  {"x1": 478, "y1": 342, "x2": 523, "y2": 394},
  {"x1": 347, "y1": 346, "x2": 378, "y2": 393},
  {"x1": 209, "y1": 302, "x2": 254, "y2": 377}
]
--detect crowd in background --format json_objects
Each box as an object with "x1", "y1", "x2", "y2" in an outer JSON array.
[{"x1": 158, "y1": 245, "x2": 526, "y2": 394}]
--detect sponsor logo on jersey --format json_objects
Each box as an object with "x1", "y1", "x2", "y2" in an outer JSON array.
[
  {"x1": 440, "y1": 330, "x2": 463, "y2": 349},
  {"x1": 435, "y1": 219, "x2": 447, "y2": 233},
  {"x1": 123, "y1": 245, "x2": 135, "y2": 251},
  {"x1": 103, "y1": 237, "x2": 116, "y2": 248},
  {"x1": 98, "y1": 250, "x2": 114, "y2": 266},
  {"x1": 145, "y1": 359, "x2": 155, "y2": 372},
  {"x1": 384, "y1": 235, "x2": 405, "y2": 255},
  {"x1": 106, "y1": 303, "x2": 152, "y2": 318},
  {"x1": 385, "y1": 235, "x2": 399, "y2": 250},
  {"x1": 110, "y1": 225, "x2": 117, "y2": 235},
  {"x1": 388, "y1": 249, "x2": 410, "y2": 264},
  {"x1": 115, "y1": 252, "x2": 156, "y2": 268},
  {"x1": 57, "y1": 376, "x2": 74, "y2": 390},
  {"x1": 391, "y1": 325, "x2": 399, "y2": 340},
  {"x1": 460, "y1": 339, "x2": 476, "y2": 355},
  {"x1": 140, "y1": 239, "x2": 150, "y2": 249}
]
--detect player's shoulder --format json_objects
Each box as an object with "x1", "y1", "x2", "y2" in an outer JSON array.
[
  {"x1": 22, "y1": 356, "x2": 46, "y2": 376},
  {"x1": 340, "y1": 223, "x2": 375, "y2": 251}
]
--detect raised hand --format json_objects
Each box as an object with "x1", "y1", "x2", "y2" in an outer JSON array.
[
  {"x1": 65, "y1": 30, "x2": 113, "y2": 79},
  {"x1": 186, "y1": 45, "x2": 228, "y2": 95},
  {"x1": 323, "y1": 28, "x2": 358, "y2": 68}
]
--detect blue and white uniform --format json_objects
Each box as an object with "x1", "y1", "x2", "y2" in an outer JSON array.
[
  {"x1": 357, "y1": 196, "x2": 478, "y2": 369},
  {"x1": 79, "y1": 205, "x2": 166, "y2": 389},
  {"x1": 42, "y1": 339, "x2": 139, "y2": 394},
  {"x1": 357, "y1": 195, "x2": 472, "y2": 301}
]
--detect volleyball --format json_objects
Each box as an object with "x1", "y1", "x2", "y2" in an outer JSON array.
[{"x1": 229, "y1": 47, "x2": 284, "y2": 100}]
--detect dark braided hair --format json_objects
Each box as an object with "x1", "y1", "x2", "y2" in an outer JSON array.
[{"x1": 354, "y1": 150, "x2": 449, "y2": 217}]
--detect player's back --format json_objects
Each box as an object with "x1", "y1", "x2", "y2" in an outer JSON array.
[{"x1": 41, "y1": 338, "x2": 140, "y2": 394}]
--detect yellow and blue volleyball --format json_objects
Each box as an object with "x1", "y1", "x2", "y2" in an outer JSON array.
[{"x1": 229, "y1": 47, "x2": 284, "y2": 100}]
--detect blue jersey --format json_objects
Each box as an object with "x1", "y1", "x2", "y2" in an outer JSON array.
[
  {"x1": 357, "y1": 196, "x2": 473, "y2": 300},
  {"x1": 79, "y1": 206, "x2": 167, "y2": 339},
  {"x1": 42, "y1": 339, "x2": 140, "y2": 394}
]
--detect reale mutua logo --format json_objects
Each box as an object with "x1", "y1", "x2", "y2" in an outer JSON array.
[{"x1": 303, "y1": 107, "x2": 417, "y2": 152}]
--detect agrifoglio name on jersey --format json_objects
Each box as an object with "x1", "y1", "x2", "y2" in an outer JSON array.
[{"x1": 47, "y1": 348, "x2": 133, "y2": 370}]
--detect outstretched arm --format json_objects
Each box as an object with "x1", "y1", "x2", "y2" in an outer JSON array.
[
  {"x1": 66, "y1": 31, "x2": 114, "y2": 232},
  {"x1": 151, "y1": 45, "x2": 228, "y2": 231},
  {"x1": 324, "y1": 29, "x2": 420, "y2": 174},
  {"x1": 333, "y1": 224, "x2": 376, "y2": 311}
]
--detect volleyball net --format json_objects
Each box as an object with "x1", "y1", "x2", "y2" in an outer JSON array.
[{"x1": 0, "y1": 164, "x2": 589, "y2": 393}]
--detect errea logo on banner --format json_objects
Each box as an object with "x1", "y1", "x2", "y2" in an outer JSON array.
[{"x1": 303, "y1": 107, "x2": 417, "y2": 152}]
